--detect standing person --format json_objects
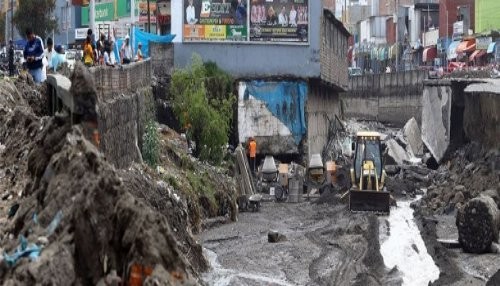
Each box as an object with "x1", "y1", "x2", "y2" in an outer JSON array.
[
  {"x1": 8, "y1": 40, "x2": 14, "y2": 76},
  {"x1": 108, "y1": 38, "x2": 117, "y2": 65},
  {"x1": 45, "y1": 37, "x2": 54, "y2": 69},
  {"x1": 289, "y1": 5, "x2": 297, "y2": 27},
  {"x1": 83, "y1": 35, "x2": 94, "y2": 67},
  {"x1": 186, "y1": 0, "x2": 197, "y2": 24},
  {"x1": 96, "y1": 33, "x2": 106, "y2": 65},
  {"x1": 120, "y1": 35, "x2": 133, "y2": 64},
  {"x1": 103, "y1": 43, "x2": 115, "y2": 67},
  {"x1": 235, "y1": 0, "x2": 246, "y2": 25},
  {"x1": 50, "y1": 45, "x2": 66, "y2": 72},
  {"x1": 87, "y1": 28, "x2": 97, "y2": 63},
  {"x1": 278, "y1": 6, "x2": 288, "y2": 26},
  {"x1": 248, "y1": 137, "x2": 257, "y2": 174},
  {"x1": 135, "y1": 42, "x2": 143, "y2": 61},
  {"x1": 23, "y1": 28, "x2": 45, "y2": 83}
]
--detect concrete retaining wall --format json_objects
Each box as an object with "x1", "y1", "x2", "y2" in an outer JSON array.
[
  {"x1": 48, "y1": 61, "x2": 154, "y2": 169},
  {"x1": 307, "y1": 81, "x2": 341, "y2": 158},
  {"x1": 340, "y1": 70, "x2": 427, "y2": 126},
  {"x1": 464, "y1": 82, "x2": 500, "y2": 149}
]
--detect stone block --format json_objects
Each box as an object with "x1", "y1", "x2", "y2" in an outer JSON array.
[
  {"x1": 403, "y1": 117, "x2": 423, "y2": 156},
  {"x1": 386, "y1": 139, "x2": 410, "y2": 166}
]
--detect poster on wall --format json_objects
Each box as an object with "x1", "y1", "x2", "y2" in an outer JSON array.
[
  {"x1": 183, "y1": 0, "x2": 248, "y2": 41},
  {"x1": 249, "y1": 0, "x2": 308, "y2": 43}
]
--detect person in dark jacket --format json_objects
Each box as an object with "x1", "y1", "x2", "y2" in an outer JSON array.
[{"x1": 23, "y1": 28, "x2": 45, "y2": 83}]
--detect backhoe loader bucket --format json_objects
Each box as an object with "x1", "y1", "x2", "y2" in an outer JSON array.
[{"x1": 349, "y1": 189, "x2": 390, "y2": 214}]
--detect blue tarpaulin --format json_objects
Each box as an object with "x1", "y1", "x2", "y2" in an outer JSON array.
[
  {"x1": 114, "y1": 28, "x2": 175, "y2": 62},
  {"x1": 245, "y1": 81, "x2": 307, "y2": 144}
]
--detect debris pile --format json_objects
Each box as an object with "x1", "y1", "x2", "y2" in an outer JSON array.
[
  {"x1": 416, "y1": 142, "x2": 499, "y2": 216},
  {"x1": 0, "y1": 64, "x2": 238, "y2": 284},
  {"x1": 0, "y1": 117, "x2": 197, "y2": 284}
]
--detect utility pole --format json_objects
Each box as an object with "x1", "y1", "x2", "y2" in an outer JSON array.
[
  {"x1": 10, "y1": 0, "x2": 14, "y2": 43},
  {"x1": 90, "y1": 0, "x2": 96, "y2": 38},
  {"x1": 147, "y1": 0, "x2": 151, "y2": 33},
  {"x1": 395, "y1": 0, "x2": 399, "y2": 72}
]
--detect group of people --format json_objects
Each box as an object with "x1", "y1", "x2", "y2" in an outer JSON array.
[
  {"x1": 251, "y1": 4, "x2": 307, "y2": 27},
  {"x1": 23, "y1": 28, "x2": 66, "y2": 83},
  {"x1": 23, "y1": 27, "x2": 145, "y2": 84},
  {"x1": 83, "y1": 29, "x2": 143, "y2": 68}
]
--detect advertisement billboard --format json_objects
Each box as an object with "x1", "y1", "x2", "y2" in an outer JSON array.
[
  {"x1": 183, "y1": 0, "x2": 248, "y2": 42},
  {"x1": 249, "y1": 0, "x2": 308, "y2": 43}
]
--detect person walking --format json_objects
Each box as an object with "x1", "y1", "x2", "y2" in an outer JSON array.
[
  {"x1": 248, "y1": 137, "x2": 257, "y2": 174},
  {"x1": 83, "y1": 35, "x2": 94, "y2": 67},
  {"x1": 23, "y1": 28, "x2": 45, "y2": 83}
]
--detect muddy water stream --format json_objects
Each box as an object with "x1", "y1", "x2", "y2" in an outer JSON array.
[
  {"x1": 380, "y1": 197, "x2": 440, "y2": 285},
  {"x1": 201, "y1": 248, "x2": 294, "y2": 286}
]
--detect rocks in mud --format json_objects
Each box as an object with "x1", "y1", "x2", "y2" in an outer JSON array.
[
  {"x1": 385, "y1": 139, "x2": 410, "y2": 166},
  {"x1": 403, "y1": 117, "x2": 423, "y2": 156},
  {"x1": 268, "y1": 230, "x2": 287, "y2": 243}
]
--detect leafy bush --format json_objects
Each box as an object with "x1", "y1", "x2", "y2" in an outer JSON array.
[{"x1": 170, "y1": 54, "x2": 234, "y2": 165}]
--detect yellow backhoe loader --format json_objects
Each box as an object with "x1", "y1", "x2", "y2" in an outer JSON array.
[{"x1": 349, "y1": 131, "x2": 390, "y2": 214}]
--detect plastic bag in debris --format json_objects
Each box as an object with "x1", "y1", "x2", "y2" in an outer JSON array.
[{"x1": 3, "y1": 236, "x2": 41, "y2": 266}]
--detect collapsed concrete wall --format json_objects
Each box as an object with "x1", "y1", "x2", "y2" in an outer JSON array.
[
  {"x1": 421, "y1": 83, "x2": 452, "y2": 163},
  {"x1": 341, "y1": 70, "x2": 426, "y2": 126},
  {"x1": 464, "y1": 82, "x2": 500, "y2": 149}
]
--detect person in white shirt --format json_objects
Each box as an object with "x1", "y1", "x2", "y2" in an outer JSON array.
[
  {"x1": 278, "y1": 6, "x2": 288, "y2": 26},
  {"x1": 44, "y1": 37, "x2": 54, "y2": 69},
  {"x1": 186, "y1": 0, "x2": 197, "y2": 24},
  {"x1": 289, "y1": 5, "x2": 297, "y2": 27}
]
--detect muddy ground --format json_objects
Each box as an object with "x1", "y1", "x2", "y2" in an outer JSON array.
[
  {"x1": 200, "y1": 196, "x2": 500, "y2": 286},
  {"x1": 200, "y1": 199, "x2": 402, "y2": 286}
]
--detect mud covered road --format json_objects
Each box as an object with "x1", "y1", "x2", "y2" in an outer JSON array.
[{"x1": 200, "y1": 200, "x2": 402, "y2": 286}]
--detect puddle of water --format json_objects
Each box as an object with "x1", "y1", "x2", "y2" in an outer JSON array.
[
  {"x1": 380, "y1": 197, "x2": 440, "y2": 286},
  {"x1": 202, "y1": 248, "x2": 295, "y2": 286}
]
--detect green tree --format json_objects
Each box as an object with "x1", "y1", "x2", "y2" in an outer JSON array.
[
  {"x1": 13, "y1": 0, "x2": 57, "y2": 40},
  {"x1": 170, "y1": 54, "x2": 234, "y2": 165}
]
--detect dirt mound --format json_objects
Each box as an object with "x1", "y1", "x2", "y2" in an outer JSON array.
[
  {"x1": 1, "y1": 123, "x2": 197, "y2": 285},
  {"x1": 0, "y1": 107, "x2": 46, "y2": 198},
  {"x1": 417, "y1": 142, "x2": 499, "y2": 215},
  {"x1": 14, "y1": 75, "x2": 48, "y2": 116},
  {"x1": 118, "y1": 165, "x2": 209, "y2": 274}
]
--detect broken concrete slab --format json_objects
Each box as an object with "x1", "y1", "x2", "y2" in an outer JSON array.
[
  {"x1": 403, "y1": 117, "x2": 423, "y2": 156},
  {"x1": 421, "y1": 85, "x2": 452, "y2": 163},
  {"x1": 386, "y1": 139, "x2": 410, "y2": 166}
]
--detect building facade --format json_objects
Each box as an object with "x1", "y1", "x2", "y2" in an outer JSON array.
[
  {"x1": 172, "y1": 1, "x2": 349, "y2": 159},
  {"x1": 475, "y1": 0, "x2": 500, "y2": 34}
]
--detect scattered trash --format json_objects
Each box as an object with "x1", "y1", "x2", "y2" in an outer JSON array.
[
  {"x1": 3, "y1": 236, "x2": 41, "y2": 266},
  {"x1": 46, "y1": 211, "x2": 63, "y2": 236}
]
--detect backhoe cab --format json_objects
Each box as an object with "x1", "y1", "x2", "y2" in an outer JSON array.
[{"x1": 349, "y1": 131, "x2": 390, "y2": 214}]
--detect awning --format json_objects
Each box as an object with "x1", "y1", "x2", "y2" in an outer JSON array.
[
  {"x1": 487, "y1": 42, "x2": 497, "y2": 54},
  {"x1": 423, "y1": 47, "x2": 437, "y2": 63},
  {"x1": 456, "y1": 39, "x2": 476, "y2": 53},
  {"x1": 469, "y1": 50, "x2": 487, "y2": 62},
  {"x1": 447, "y1": 41, "x2": 460, "y2": 60}
]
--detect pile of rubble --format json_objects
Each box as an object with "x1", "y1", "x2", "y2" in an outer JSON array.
[
  {"x1": 416, "y1": 142, "x2": 499, "y2": 216},
  {"x1": 0, "y1": 67, "x2": 238, "y2": 284}
]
